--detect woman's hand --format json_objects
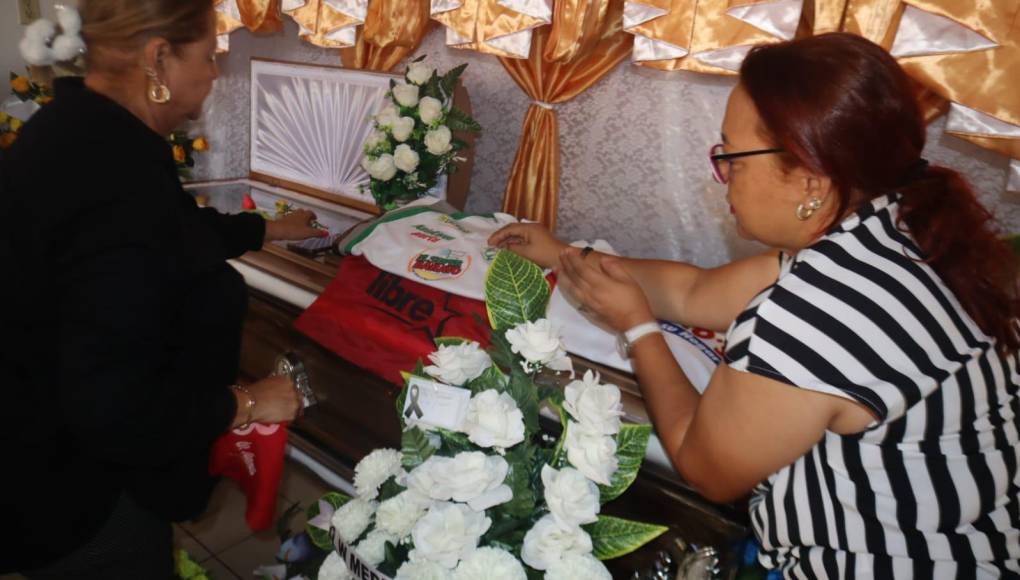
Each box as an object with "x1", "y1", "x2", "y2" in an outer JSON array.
[
  {"x1": 264, "y1": 209, "x2": 328, "y2": 243},
  {"x1": 487, "y1": 223, "x2": 569, "y2": 269},
  {"x1": 558, "y1": 247, "x2": 655, "y2": 332},
  {"x1": 236, "y1": 375, "x2": 302, "y2": 426}
]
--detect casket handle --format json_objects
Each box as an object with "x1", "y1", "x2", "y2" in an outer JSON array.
[{"x1": 274, "y1": 352, "x2": 317, "y2": 410}]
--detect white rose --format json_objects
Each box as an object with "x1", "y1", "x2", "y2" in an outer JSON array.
[
  {"x1": 564, "y1": 422, "x2": 618, "y2": 486},
  {"x1": 393, "y1": 83, "x2": 420, "y2": 108},
  {"x1": 330, "y1": 498, "x2": 378, "y2": 544},
  {"x1": 452, "y1": 547, "x2": 526, "y2": 580},
  {"x1": 354, "y1": 448, "x2": 403, "y2": 500},
  {"x1": 393, "y1": 143, "x2": 421, "y2": 173},
  {"x1": 462, "y1": 390, "x2": 525, "y2": 449},
  {"x1": 318, "y1": 551, "x2": 354, "y2": 580},
  {"x1": 376, "y1": 489, "x2": 432, "y2": 538},
  {"x1": 375, "y1": 103, "x2": 400, "y2": 128},
  {"x1": 505, "y1": 319, "x2": 571, "y2": 372},
  {"x1": 544, "y1": 553, "x2": 612, "y2": 580},
  {"x1": 564, "y1": 370, "x2": 623, "y2": 436},
  {"x1": 392, "y1": 116, "x2": 416, "y2": 143},
  {"x1": 364, "y1": 129, "x2": 389, "y2": 151},
  {"x1": 424, "y1": 126, "x2": 453, "y2": 156},
  {"x1": 418, "y1": 96, "x2": 444, "y2": 125},
  {"x1": 424, "y1": 341, "x2": 492, "y2": 386},
  {"x1": 541, "y1": 465, "x2": 600, "y2": 528},
  {"x1": 407, "y1": 62, "x2": 435, "y2": 86},
  {"x1": 521, "y1": 514, "x2": 592, "y2": 571},
  {"x1": 395, "y1": 557, "x2": 452, "y2": 580},
  {"x1": 356, "y1": 529, "x2": 401, "y2": 567},
  {"x1": 411, "y1": 502, "x2": 492, "y2": 569},
  {"x1": 406, "y1": 452, "x2": 512, "y2": 511},
  {"x1": 366, "y1": 154, "x2": 397, "y2": 181}
]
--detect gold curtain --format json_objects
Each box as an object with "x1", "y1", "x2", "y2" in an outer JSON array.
[
  {"x1": 340, "y1": 0, "x2": 433, "y2": 71},
  {"x1": 498, "y1": 0, "x2": 633, "y2": 228},
  {"x1": 284, "y1": 0, "x2": 368, "y2": 49},
  {"x1": 215, "y1": 0, "x2": 283, "y2": 52},
  {"x1": 431, "y1": 0, "x2": 552, "y2": 59}
]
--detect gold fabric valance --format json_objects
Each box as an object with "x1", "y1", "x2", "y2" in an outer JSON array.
[
  {"x1": 430, "y1": 0, "x2": 553, "y2": 59},
  {"x1": 215, "y1": 0, "x2": 284, "y2": 52}
]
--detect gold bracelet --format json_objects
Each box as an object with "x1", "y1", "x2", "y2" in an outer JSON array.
[{"x1": 231, "y1": 384, "x2": 256, "y2": 428}]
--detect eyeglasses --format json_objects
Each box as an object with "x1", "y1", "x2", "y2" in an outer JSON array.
[{"x1": 709, "y1": 144, "x2": 784, "y2": 184}]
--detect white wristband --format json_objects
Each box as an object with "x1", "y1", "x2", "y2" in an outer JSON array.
[{"x1": 618, "y1": 321, "x2": 662, "y2": 358}]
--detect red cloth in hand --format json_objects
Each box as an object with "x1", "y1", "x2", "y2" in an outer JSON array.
[
  {"x1": 293, "y1": 256, "x2": 491, "y2": 386},
  {"x1": 208, "y1": 422, "x2": 289, "y2": 531}
]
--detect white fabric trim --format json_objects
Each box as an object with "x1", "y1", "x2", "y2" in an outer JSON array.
[
  {"x1": 890, "y1": 5, "x2": 997, "y2": 58},
  {"x1": 324, "y1": 0, "x2": 368, "y2": 20},
  {"x1": 445, "y1": 25, "x2": 473, "y2": 46},
  {"x1": 498, "y1": 0, "x2": 552, "y2": 21},
  {"x1": 216, "y1": 0, "x2": 242, "y2": 21},
  {"x1": 431, "y1": 0, "x2": 463, "y2": 15},
  {"x1": 532, "y1": 100, "x2": 555, "y2": 110},
  {"x1": 486, "y1": 29, "x2": 534, "y2": 58},
  {"x1": 633, "y1": 35, "x2": 688, "y2": 62},
  {"x1": 946, "y1": 103, "x2": 1020, "y2": 139},
  {"x1": 282, "y1": 0, "x2": 307, "y2": 11},
  {"x1": 623, "y1": 1, "x2": 669, "y2": 30},
  {"x1": 216, "y1": 34, "x2": 230, "y2": 52},
  {"x1": 324, "y1": 25, "x2": 358, "y2": 45},
  {"x1": 692, "y1": 44, "x2": 752, "y2": 71},
  {"x1": 1009, "y1": 160, "x2": 1020, "y2": 193},
  {"x1": 726, "y1": 0, "x2": 803, "y2": 41}
]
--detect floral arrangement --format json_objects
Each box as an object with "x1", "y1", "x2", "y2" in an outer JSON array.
[
  {"x1": 10, "y1": 72, "x2": 52, "y2": 105},
  {"x1": 169, "y1": 130, "x2": 210, "y2": 179},
  {"x1": 361, "y1": 58, "x2": 481, "y2": 211},
  {"x1": 305, "y1": 251, "x2": 666, "y2": 579},
  {"x1": 0, "y1": 111, "x2": 22, "y2": 150}
]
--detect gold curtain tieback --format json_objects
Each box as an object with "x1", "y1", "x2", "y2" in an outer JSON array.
[{"x1": 532, "y1": 100, "x2": 556, "y2": 110}]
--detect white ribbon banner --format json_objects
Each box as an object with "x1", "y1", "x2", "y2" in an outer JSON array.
[{"x1": 330, "y1": 526, "x2": 395, "y2": 580}]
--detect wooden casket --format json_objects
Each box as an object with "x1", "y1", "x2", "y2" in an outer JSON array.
[{"x1": 187, "y1": 59, "x2": 751, "y2": 579}]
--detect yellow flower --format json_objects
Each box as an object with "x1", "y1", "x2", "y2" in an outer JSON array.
[
  {"x1": 173, "y1": 145, "x2": 187, "y2": 163},
  {"x1": 0, "y1": 132, "x2": 16, "y2": 149},
  {"x1": 11, "y1": 76, "x2": 30, "y2": 93},
  {"x1": 36, "y1": 95, "x2": 53, "y2": 105},
  {"x1": 0, "y1": 112, "x2": 8, "y2": 123},
  {"x1": 191, "y1": 136, "x2": 209, "y2": 152},
  {"x1": 10, "y1": 118, "x2": 23, "y2": 131}
]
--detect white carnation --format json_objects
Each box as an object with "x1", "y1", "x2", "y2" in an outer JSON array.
[
  {"x1": 356, "y1": 529, "x2": 400, "y2": 567},
  {"x1": 564, "y1": 370, "x2": 623, "y2": 436},
  {"x1": 564, "y1": 422, "x2": 618, "y2": 486},
  {"x1": 365, "y1": 154, "x2": 397, "y2": 181},
  {"x1": 364, "y1": 129, "x2": 389, "y2": 151},
  {"x1": 505, "y1": 319, "x2": 571, "y2": 372},
  {"x1": 521, "y1": 514, "x2": 592, "y2": 571},
  {"x1": 411, "y1": 502, "x2": 492, "y2": 569},
  {"x1": 406, "y1": 62, "x2": 434, "y2": 85},
  {"x1": 424, "y1": 126, "x2": 453, "y2": 156},
  {"x1": 544, "y1": 553, "x2": 612, "y2": 580},
  {"x1": 424, "y1": 341, "x2": 492, "y2": 386},
  {"x1": 392, "y1": 116, "x2": 416, "y2": 142},
  {"x1": 376, "y1": 489, "x2": 432, "y2": 538},
  {"x1": 330, "y1": 498, "x2": 377, "y2": 544},
  {"x1": 375, "y1": 103, "x2": 401, "y2": 128},
  {"x1": 406, "y1": 452, "x2": 512, "y2": 511},
  {"x1": 394, "y1": 143, "x2": 421, "y2": 173},
  {"x1": 462, "y1": 390, "x2": 525, "y2": 449},
  {"x1": 354, "y1": 448, "x2": 403, "y2": 500},
  {"x1": 51, "y1": 34, "x2": 85, "y2": 61},
  {"x1": 452, "y1": 547, "x2": 526, "y2": 580},
  {"x1": 418, "y1": 97, "x2": 444, "y2": 125},
  {"x1": 541, "y1": 465, "x2": 600, "y2": 528},
  {"x1": 318, "y1": 551, "x2": 354, "y2": 580},
  {"x1": 393, "y1": 83, "x2": 420, "y2": 108},
  {"x1": 395, "y1": 557, "x2": 452, "y2": 580},
  {"x1": 55, "y1": 5, "x2": 82, "y2": 35}
]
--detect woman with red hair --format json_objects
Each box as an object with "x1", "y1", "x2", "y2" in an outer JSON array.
[{"x1": 492, "y1": 33, "x2": 1020, "y2": 577}]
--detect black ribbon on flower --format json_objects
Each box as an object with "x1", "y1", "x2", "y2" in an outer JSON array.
[{"x1": 404, "y1": 384, "x2": 424, "y2": 419}]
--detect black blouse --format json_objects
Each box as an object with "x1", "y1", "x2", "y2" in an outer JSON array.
[{"x1": 0, "y1": 77, "x2": 265, "y2": 571}]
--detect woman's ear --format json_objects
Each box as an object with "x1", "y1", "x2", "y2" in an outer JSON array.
[{"x1": 141, "y1": 36, "x2": 172, "y2": 74}]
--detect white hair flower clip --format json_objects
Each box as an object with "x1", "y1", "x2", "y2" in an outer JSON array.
[{"x1": 19, "y1": 5, "x2": 85, "y2": 66}]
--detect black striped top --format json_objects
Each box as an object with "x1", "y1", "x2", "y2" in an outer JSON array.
[{"x1": 724, "y1": 194, "x2": 1020, "y2": 578}]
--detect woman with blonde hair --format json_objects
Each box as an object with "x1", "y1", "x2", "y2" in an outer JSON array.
[
  {"x1": 1, "y1": 1, "x2": 321, "y2": 577},
  {"x1": 492, "y1": 33, "x2": 1020, "y2": 577}
]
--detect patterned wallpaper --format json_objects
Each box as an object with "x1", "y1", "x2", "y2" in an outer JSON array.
[{"x1": 193, "y1": 20, "x2": 1020, "y2": 267}]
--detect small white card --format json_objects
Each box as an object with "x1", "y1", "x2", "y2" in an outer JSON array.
[{"x1": 402, "y1": 376, "x2": 472, "y2": 432}]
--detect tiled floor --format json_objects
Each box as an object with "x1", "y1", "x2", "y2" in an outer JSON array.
[{"x1": 1, "y1": 458, "x2": 333, "y2": 580}]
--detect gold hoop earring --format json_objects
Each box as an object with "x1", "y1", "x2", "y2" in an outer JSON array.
[
  {"x1": 145, "y1": 67, "x2": 171, "y2": 104},
  {"x1": 795, "y1": 196, "x2": 823, "y2": 221}
]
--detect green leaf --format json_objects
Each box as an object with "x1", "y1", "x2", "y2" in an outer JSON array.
[
  {"x1": 505, "y1": 368, "x2": 540, "y2": 435},
  {"x1": 465, "y1": 364, "x2": 505, "y2": 395},
  {"x1": 401, "y1": 426, "x2": 437, "y2": 470},
  {"x1": 487, "y1": 327, "x2": 518, "y2": 373},
  {"x1": 306, "y1": 491, "x2": 353, "y2": 551},
  {"x1": 435, "y1": 428, "x2": 474, "y2": 456},
  {"x1": 598, "y1": 424, "x2": 653, "y2": 503},
  {"x1": 445, "y1": 106, "x2": 482, "y2": 133},
  {"x1": 500, "y1": 445, "x2": 537, "y2": 517},
  {"x1": 484, "y1": 250, "x2": 550, "y2": 331},
  {"x1": 412, "y1": 54, "x2": 428, "y2": 63},
  {"x1": 434, "y1": 336, "x2": 469, "y2": 347},
  {"x1": 440, "y1": 63, "x2": 468, "y2": 99},
  {"x1": 546, "y1": 397, "x2": 571, "y2": 468},
  {"x1": 585, "y1": 514, "x2": 668, "y2": 560},
  {"x1": 377, "y1": 476, "x2": 405, "y2": 502},
  {"x1": 379, "y1": 540, "x2": 411, "y2": 576}
]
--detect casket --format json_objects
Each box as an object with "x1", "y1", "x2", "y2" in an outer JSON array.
[{"x1": 187, "y1": 59, "x2": 750, "y2": 578}]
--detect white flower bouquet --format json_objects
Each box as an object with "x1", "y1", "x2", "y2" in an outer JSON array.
[
  {"x1": 307, "y1": 251, "x2": 665, "y2": 580},
  {"x1": 362, "y1": 59, "x2": 481, "y2": 211}
]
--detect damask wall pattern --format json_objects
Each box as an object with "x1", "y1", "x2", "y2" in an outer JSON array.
[{"x1": 194, "y1": 21, "x2": 1019, "y2": 266}]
